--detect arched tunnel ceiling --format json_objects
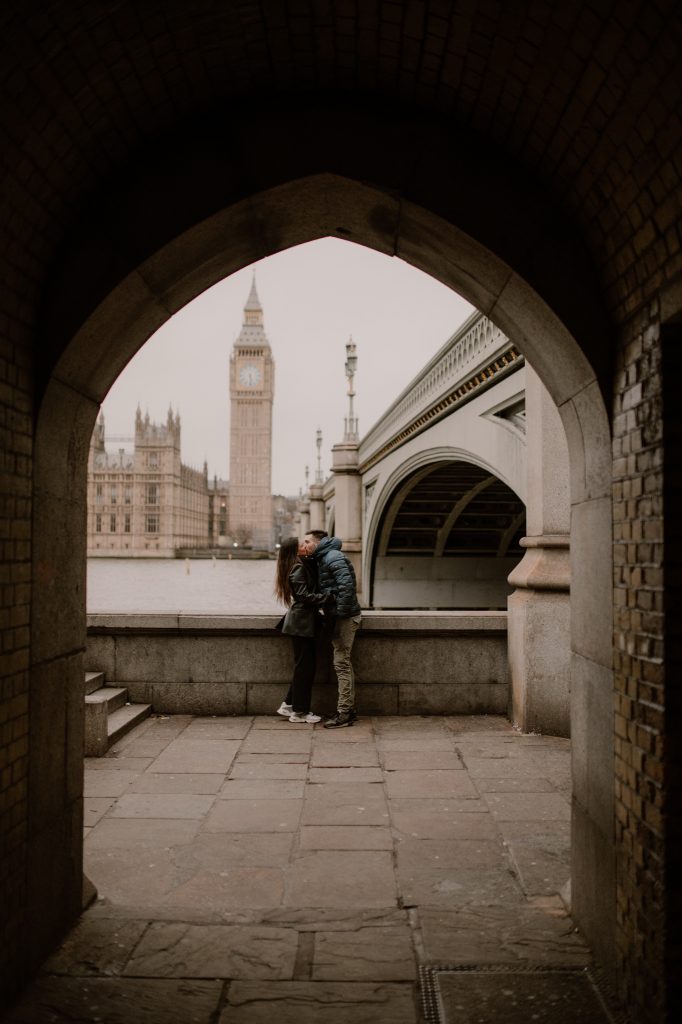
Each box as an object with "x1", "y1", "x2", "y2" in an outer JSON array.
[{"x1": 381, "y1": 462, "x2": 525, "y2": 558}]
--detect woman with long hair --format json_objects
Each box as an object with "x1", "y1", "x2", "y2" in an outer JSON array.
[{"x1": 274, "y1": 536, "x2": 334, "y2": 723}]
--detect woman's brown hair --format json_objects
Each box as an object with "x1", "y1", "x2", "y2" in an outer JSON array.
[{"x1": 274, "y1": 536, "x2": 300, "y2": 605}]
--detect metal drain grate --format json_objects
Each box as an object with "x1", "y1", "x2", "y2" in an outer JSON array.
[{"x1": 418, "y1": 963, "x2": 627, "y2": 1024}]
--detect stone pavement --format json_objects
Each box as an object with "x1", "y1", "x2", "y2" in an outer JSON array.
[{"x1": 6, "y1": 714, "x2": 616, "y2": 1023}]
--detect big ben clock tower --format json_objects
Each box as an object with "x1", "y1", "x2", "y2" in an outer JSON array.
[{"x1": 229, "y1": 276, "x2": 275, "y2": 549}]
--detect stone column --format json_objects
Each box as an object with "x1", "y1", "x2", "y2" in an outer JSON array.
[
  {"x1": 331, "y1": 441, "x2": 362, "y2": 593},
  {"x1": 309, "y1": 482, "x2": 325, "y2": 532},
  {"x1": 507, "y1": 365, "x2": 571, "y2": 736},
  {"x1": 298, "y1": 495, "x2": 310, "y2": 536}
]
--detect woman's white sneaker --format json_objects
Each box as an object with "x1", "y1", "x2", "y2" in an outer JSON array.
[
  {"x1": 289, "y1": 711, "x2": 322, "y2": 724},
  {"x1": 276, "y1": 702, "x2": 293, "y2": 717}
]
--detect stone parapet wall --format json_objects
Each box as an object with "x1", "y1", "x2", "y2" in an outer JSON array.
[{"x1": 86, "y1": 611, "x2": 509, "y2": 718}]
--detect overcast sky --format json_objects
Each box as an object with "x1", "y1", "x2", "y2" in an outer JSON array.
[{"x1": 101, "y1": 238, "x2": 474, "y2": 495}]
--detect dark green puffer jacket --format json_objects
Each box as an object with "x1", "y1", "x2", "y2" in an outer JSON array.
[{"x1": 313, "y1": 537, "x2": 361, "y2": 619}]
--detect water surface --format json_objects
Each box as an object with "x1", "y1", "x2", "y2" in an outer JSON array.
[{"x1": 87, "y1": 557, "x2": 282, "y2": 615}]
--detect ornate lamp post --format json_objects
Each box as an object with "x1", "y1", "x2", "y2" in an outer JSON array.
[
  {"x1": 344, "y1": 338, "x2": 358, "y2": 442},
  {"x1": 315, "y1": 428, "x2": 323, "y2": 484}
]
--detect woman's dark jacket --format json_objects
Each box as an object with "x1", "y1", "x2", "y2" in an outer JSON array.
[
  {"x1": 281, "y1": 558, "x2": 333, "y2": 637},
  {"x1": 313, "y1": 537, "x2": 361, "y2": 619}
]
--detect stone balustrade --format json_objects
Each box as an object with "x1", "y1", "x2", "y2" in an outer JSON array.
[
  {"x1": 86, "y1": 611, "x2": 509, "y2": 717},
  {"x1": 359, "y1": 313, "x2": 517, "y2": 468}
]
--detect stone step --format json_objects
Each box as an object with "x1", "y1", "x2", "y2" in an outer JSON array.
[
  {"x1": 107, "y1": 702, "x2": 152, "y2": 746},
  {"x1": 84, "y1": 671, "x2": 105, "y2": 695},
  {"x1": 85, "y1": 686, "x2": 128, "y2": 715}
]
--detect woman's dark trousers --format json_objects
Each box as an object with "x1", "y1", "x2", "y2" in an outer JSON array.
[{"x1": 285, "y1": 636, "x2": 316, "y2": 713}]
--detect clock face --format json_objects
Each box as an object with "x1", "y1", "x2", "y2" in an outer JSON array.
[{"x1": 239, "y1": 363, "x2": 262, "y2": 387}]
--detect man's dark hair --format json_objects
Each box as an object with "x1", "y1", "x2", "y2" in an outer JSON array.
[{"x1": 307, "y1": 530, "x2": 328, "y2": 540}]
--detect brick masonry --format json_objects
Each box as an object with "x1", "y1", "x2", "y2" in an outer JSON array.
[{"x1": 0, "y1": 3, "x2": 681, "y2": 1020}]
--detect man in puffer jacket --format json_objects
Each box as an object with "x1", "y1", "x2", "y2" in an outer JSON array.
[{"x1": 303, "y1": 531, "x2": 362, "y2": 728}]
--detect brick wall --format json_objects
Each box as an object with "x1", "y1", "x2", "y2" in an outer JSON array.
[
  {"x1": 612, "y1": 303, "x2": 666, "y2": 1018},
  {"x1": 0, "y1": 335, "x2": 33, "y2": 1004}
]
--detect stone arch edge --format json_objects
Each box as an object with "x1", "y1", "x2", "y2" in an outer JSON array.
[{"x1": 30, "y1": 171, "x2": 615, "y2": 986}]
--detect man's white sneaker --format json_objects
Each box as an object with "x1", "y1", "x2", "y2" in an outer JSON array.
[
  {"x1": 276, "y1": 702, "x2": 293, "y2": 717},
  {"x1": 289, "y1": 712, "x2": 322, "y2": 724}
]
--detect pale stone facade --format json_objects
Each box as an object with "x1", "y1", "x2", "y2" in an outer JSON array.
[
  {"x1": 87, "y1": 407, "x2": 215, "y2": 557},
  {"x1": 229, "y1": 278, "x2": 275, "y2": 549}
]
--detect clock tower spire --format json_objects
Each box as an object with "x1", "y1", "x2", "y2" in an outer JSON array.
[{"x1": 229, "y1": 274, "x2": 275, "y2": 549}]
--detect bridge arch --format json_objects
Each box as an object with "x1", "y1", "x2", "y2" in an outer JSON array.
[
  {"x1": 362, "y1": 443, "x2": 526, "y2": 602},
  {"x1": 368, "y1": 457, "x2": 526, "y2": 610},
  {"x1": 32, "y1": 158, "x2": 612, "y2": 976}
]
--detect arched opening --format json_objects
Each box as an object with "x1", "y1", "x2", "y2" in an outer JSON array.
[
  {"x1": 371, "y1": 460, "x2": 525, "y2": 609},
  {"x1": 30, "y1": 170, "x2": 613, "y2": 979}
]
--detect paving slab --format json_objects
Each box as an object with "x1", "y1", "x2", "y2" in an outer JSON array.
[
  {"x1": 262, "y1": 908, "x2": 408, "y2": 932},
  {"x1": 435, "y1": 970, "x2": 610, "y2": 1023},
  {"x1": 236, "y1": 752, "x2": 310, "y2": 764},
  {"x1": 241, "y1": 732, "x2": 314, "y2": 754},
  {"x1": 43, "y1": 917, "x2": 149, "y2": 976},
  {"x1": 313, "y1": 925, "x2": 416, "y2": 980},
  {"x1": 86, "y1": 817, "x2": 201, "y2": 849},
  {"x1": 445, "y1": 715, "x2": 512, "y2": 734},
  {"x1": 110, "y1": 793, "x2": 216, "y2": 819},
  {"x1": 396, "y1": 838, "x2": 521, "y2": 907},
  {"x1": 506, "y1": 833, "x2": 571, "y2": 896},
  {"x1": 497, "y1": 819, "x2": 572, "y2": 841},
  {"x1": 5, "y1": 976, "x2": 222, "y2": 1024},
  {"x1": 285, "y1": 851, "x2": 397, "y2": 908},
  {"x1": 311, "y1": 743, "x2": 379, "y2": 767},
  {"x1": 381, "y1": 750, "x2": 463, "y2": 770},
  {"x1": 84, "y1": 848, "x2": 180, "y2": 905},
  {"x1": 313, "y1": 725, "x2": 375, "y2": 742},
  {"x1": 249, "y1": 716, "x2": 294, "y2": 729},
  {"x1": 129, "y1": 773, "x2": 225, "y2": 794},
  {"x1": 454, "y1": 739, "x2": 527, "y2": 758},
  {"x1": 148, "y1": 739, "x2": 241, "y2": 773},
  {"x1": 300, "y1": 826, "x2": 393, "y2": 851},
  {"x1": 385, "y1": 770, "x2": 478, "y2": 799},
  {"x1": 304, "y1": 781, "x2": 386, "y2": 804},
  {"x1": 84, "y1": 756, "x2": 153, "y2": 771},
  {"x1": 173, "y1": 832, "x2": 294, "y2": 870},
  {"x1": 203, "y1": 798, "x2": 303, "y2": 832},
  {"x1": 219, "y1": 980, "x2": 417, "y2": 1023},
  {"x1": 163, "y1": 867, "x2": 285, "y2": 911},
  {"x1": 219, "y1": 779, "x2": 305, "y2": 800},
  {"x1": 474, "y1": 777, "x2": 556, "y2": 793},
  {"x1": 389, "y1": 798, "x2": 498, "y2": 839},
  {"x1": 373, "y1": 716, "x2": 452, "y2": 734},
  {"x1": 181, "y1": 717, "x2": 253, "y2": 738},
  {"x1": 301, "y1": 798, "x2": 390, "y2": 827},
  {"x1": 418, "y1": 905, "x2": 591, "y2": 965},
  {"x1": 463, "y1": 757, "x2": 551, "y2": 778},
  {"x1": 84, "y1": 770, "x2": 141, "y2": 797},
  {"x1": 230, "y1": 762, "x2": 309, "y2": 780},
  {"x1": 124, "y1": 921, "x2": 297, "y2": 979},
  {"x1": 308, "y1": 767, "x2": 383, "y2": 783},
  {"x1": 377, "y1": 736, "x2": 455, "y2": 751},
  {"x1": 401, "y1": 865, "x2": 524, "y2": 907},
  {"x1": 84, "y1": 797, "x2": 115, "y2": 827},
  {"x1": 113, "y1": 733, "x2": 181, "y2": 758},
  {"x1": 483, "y1": 791, "x2": 571, "y2": 822}
]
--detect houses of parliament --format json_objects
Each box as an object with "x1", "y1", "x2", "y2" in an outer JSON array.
[{"x1": 86, "y1": 279, "x2": 276, "y2": 556}]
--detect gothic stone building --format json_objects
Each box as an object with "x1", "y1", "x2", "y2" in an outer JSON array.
[{"x1": 87, "y1": 407, "x2": 222, "y2": 556}]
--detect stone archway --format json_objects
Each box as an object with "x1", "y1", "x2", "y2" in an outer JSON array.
[
  {"x1": 367, "y1": 457, "x2": 526, "y2": 610},
  {"x1": 30, "y1": 170, "x2": 613, "y2": 980}
]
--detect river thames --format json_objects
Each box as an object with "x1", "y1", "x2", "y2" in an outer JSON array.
[{"x1": 87, "y1": 558, "x2": 282, "y2": 614}]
